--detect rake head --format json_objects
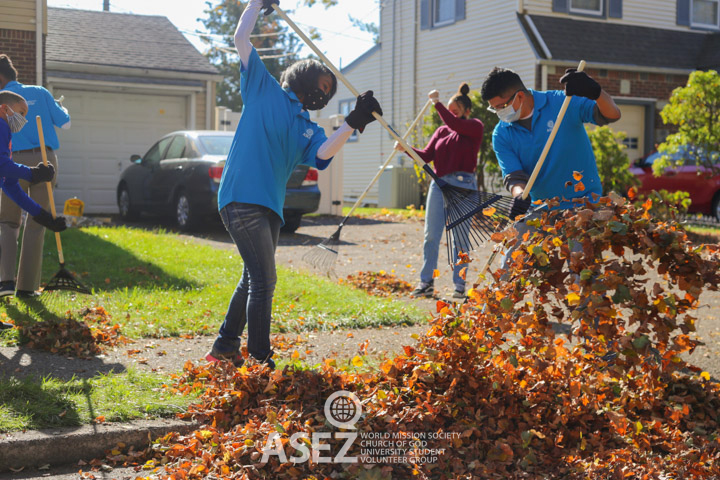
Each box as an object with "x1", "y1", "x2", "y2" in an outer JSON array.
[
  {"x1": 431, "y1": 178, "x2": 516, "y2": 265},
  {"x1": 303, "y1": 226, "x2": 343, "y2": 274},
  {"x1": 44, "y1": 264, "x2": 91, "y2": 295}
]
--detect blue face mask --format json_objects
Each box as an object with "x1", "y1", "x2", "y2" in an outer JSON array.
[{"x1": 496, "y1": 103, "x2": 521, "y2": 123}]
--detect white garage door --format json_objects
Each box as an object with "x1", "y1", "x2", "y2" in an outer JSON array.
[
  {"x1": 611, "y1": 104, "x2": 646, "y2": 163},
  {"x1": 52, "y1": 89, "x2": 187, "y2": 213}
]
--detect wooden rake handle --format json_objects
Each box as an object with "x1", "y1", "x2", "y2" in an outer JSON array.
[
  {"x1": 271, "y1": 3, "x2": 431, "y2": 172},
  {"x1": 479, "y1": 60, "x2": 585, "y2": 280},
  {"x1": 35, "y1": 115, "x2": 65, "y2": 265},
  {"x1": 342, "y1": 98, "x2": 433, "y2": 222},
  {"x1": 521, "y1": 60, "x2": 586, "y2": 200}
]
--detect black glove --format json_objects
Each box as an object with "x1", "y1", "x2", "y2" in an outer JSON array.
[
  {"x1": 261, "y1": 0, "x2": 276, "y2": 15},
  {"x1": 509, "y1": 196, "x2": 531, "y2": 220},
  {"x1": 29, "y1": 163, "x2": 55, "y2": 184},
  {"x1": 559, "y1": 68, "x2": 602, "y2": 100},
  {"x1": 32, "y1": 210, "x2": 67, "y2": 232},
  {"x1": 345, "y1": 90, "x2": 383, "y2": 133}
]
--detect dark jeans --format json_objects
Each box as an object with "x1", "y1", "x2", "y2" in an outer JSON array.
[{"x1": 213, "y1": 202, "x2": 281, "y2": 361}]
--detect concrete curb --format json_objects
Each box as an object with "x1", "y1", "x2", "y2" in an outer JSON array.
[{"x1": 0, "y1": 418, "x2": 200, "y2": 472}]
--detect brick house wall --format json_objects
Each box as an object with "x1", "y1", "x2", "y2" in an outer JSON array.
[
  {"x1": 542, "y1": 65, "x2": 688, "y2": 148},
  {"x1": 0, "y1": 29, "x2": 43, "y2": 85}
]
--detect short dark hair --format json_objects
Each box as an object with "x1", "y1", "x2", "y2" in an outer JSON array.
[
  {"x1": 449, "y1": 83, "x2": 472, "y2": 112},
  {"x1": 0, "y1": 55, "x2": 18, "y2": 82},
  {"x1": 0, "y1": 90, "x2": 25, "y2": 107},
  {"x1": 480, "y1": 67, "x2": 526, "y2": 101},
  {"x1": 280, "y1": 59, "x2": 337, "y2": 100}
]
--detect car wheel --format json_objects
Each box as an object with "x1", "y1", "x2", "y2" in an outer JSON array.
[
  {"x1": 280, "y1": 213, "x2": 303, "y2": 234},
  {"x1": 117, "y1": 185, "x2": 140, "y2": 221},
  {"x1": 175, "y1": 191, "x2": 197, "y2": 231},
  {"x1": 712, "y1": 192, "x2": 720, "y2": 222}
]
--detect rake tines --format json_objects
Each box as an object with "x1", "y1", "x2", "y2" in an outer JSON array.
[
  {"x1": 44, "y1": 263, "x2": 91, "y2": 295},
  {"x1": 303, "y1": 226, "x2": 342, "y2": 273}
]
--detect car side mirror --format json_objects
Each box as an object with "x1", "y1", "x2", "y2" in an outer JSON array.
[{"x1": 130, "y1": 154, "x2": 141, "y2": 163}]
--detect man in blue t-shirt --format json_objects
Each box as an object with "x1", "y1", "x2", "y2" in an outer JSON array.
[
  {"x1": 0, "y1": 54, "x2": 71, "y2": 298},
  {"x1": 480, "y1": 66, "x2": 621, "y2": 270}
]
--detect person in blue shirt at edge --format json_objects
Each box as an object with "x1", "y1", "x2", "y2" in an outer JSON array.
[
  {"x1": 479, "y1": 66, "x2": 621, "y2": 271},
  {"x1": 0, "y1": 54, "x2": 71, "y2": 299},
  {"x1": 0, "y1": 91, "x2": 66, "y2": 330},
  {"x1": 206, "y1": 0, "x2": 382, "y2": 369}
]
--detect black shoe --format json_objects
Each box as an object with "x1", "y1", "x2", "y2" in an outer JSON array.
[
  {"x1": 410, "y1": 282, "x2": 434, "y2": 298},
  {"x1": 0, "y1": 281, "x2": 15, "y2": 297},
  {"x1": 0, "y1": 321, "x2": 14, "y2": 331},
  {"x1": 16, "y1": 290, "x2": 41, "y2": 298},
  {"x1": 451, "y1": 289, "x2": 466, "y2": 300}
]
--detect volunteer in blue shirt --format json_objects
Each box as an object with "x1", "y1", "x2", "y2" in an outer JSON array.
[
  {"x1": 0, "y1": 54, "x2": 71, "y2": 298},
  {"x1": 206, "y1": 0, "x2": 382, "y2": 369},
  {"x1": 480, "y1": 66, "x2": 621, "y2": 270}
]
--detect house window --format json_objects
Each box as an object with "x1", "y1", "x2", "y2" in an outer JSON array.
[
  {"x1": 692, "y1": 0, "x2": 720, "y2": 27},
  {"x1": 339, "y1": 99, "x2": 358, "y2": 142},
  {"x1": 570, "y1": 0, "x2": 604, "y2": 15},
  {"x1": 434, "y1": 0, "x2": 455, "y2": 26}
]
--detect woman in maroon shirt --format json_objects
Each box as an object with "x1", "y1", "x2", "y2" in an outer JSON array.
[{"x1": 396, "y1": 83, "x2": 484, "y2": 299}]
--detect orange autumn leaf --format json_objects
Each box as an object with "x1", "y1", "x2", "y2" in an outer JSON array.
[
  {"x1": 573, "y1": 170, "x2": 583, "y2": 181},
  {"x1": 436, "y1": 300, "x2": 449, "y2": 312},
  {"x1": 459, "y1": 267, "x2": 467, "y2": 280},
  {"x1": 628, "y1": 185, "x2": 638, "y2": 199},
  {"x1": 433, "y1": 269, "x2": 440, "y2": 279},
  {"x1": 455, "y1": 251, "x2": 472, "y2": 265},
  {"x1": 482, "y1": 206, "x2": 496, "y2": 216},
  {"x1": 574, "y1": 181, "x2": 585, "y2": 192}
]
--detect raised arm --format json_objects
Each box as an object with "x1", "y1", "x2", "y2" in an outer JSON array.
[
  {"x1": 234, "y1": 0, "x2": 263, "y2": 68},
  {"x1": 434, "y1": 101, "x2": 484, "y2": 138}
]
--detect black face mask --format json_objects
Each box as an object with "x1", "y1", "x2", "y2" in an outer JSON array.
[{"x1": 302, "y1": 87, "x2": 329, "y2": 111}]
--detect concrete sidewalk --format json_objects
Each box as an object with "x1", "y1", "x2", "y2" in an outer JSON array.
[{"x1": 0, "y1": 418, "x2": 199, "y2": 477}]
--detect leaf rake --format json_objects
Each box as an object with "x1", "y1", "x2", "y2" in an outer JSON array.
[
  {"x1": 272, "y1": 3, "x2": 532, "y2": 266},
  {"x1": 303, "y1": 98, "x2": 434, "y2": 273},
  {"x1": 35, "y1": 116, "x2": 91, "y2": 295}
]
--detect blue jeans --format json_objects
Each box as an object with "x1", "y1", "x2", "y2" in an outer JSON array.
[
  {"x1": 213, "y1": 202, "x2": 280, "y2": 361},
  {"x1": 420, "y1": 172, "x2": 476, "y2": 292}
]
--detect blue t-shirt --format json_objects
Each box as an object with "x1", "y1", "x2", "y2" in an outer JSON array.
[
  {"x1": 492, "y1": 89, "x2": 601, "y2": 206},
  {"x1": 3, "y1": 81, "x2": 70, "y2": 151},
  {"x1": 0, "y1": 120, "x2": 42, "y2": 216},
  {"x1": 217, "y1": 48, "x2": 330, "y2": 223}
]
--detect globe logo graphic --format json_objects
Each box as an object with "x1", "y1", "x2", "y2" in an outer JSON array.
[
  {"x1": 330, "y1": 395, "x2": 357, "y2": 423},
  {"x1": 325, "y1": 391, "x2": 362, "y2": 429}
]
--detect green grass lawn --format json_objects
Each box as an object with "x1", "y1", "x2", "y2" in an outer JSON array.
[
  {"x1": 1, "y1": 226, "x2": 424, "y2": 338},
  {"x1": 0, "y1": 225, "x2": 425, "y2": 432},
  {"x1": 0, "y1": 367, "x2": 197, "y2": 432}
]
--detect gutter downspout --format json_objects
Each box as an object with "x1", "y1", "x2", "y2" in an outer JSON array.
[
  {"x1": 36, "y1": 0, "x2": 43, "y2": 85},
  {"x1": 205, "y1": 81, "x2": 212, "y2": 129}
]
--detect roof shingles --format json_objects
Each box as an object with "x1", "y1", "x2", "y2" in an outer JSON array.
[
  {"x1": 527, "y1": 14, "x2": 720, "y2": 71},
  {"x1": 47, "y1": 7, "x2": 218, "y2": 75}
]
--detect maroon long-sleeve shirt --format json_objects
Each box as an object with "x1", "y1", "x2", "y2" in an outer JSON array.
[{"x1": 406, "y1": 101, "x2": 484, "y2": 178}]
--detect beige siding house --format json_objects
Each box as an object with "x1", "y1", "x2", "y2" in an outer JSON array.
[{"x1": 322, "y1": 0, "x2": 720, "y2": 204}]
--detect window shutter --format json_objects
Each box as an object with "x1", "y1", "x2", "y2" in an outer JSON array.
[
  {"x1": 421, "y1": 0, "x2": 431, "y2": 30},
  {"x1": 552, "y1": 0, "x2": 569, "y2": 13},
  {"x1": 677, "y1": 0, "x2": 690, "y2": 26},
  {"x1": 608, "y1": 0, "x2": 622, "y2": 18},
  {"x1": 456, "y1": 0, "x2": 466, "y2": 21}
]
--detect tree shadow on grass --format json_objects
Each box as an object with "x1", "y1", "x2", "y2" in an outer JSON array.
[{"x1": 39, "y1": 228, "x2": 202, "y2": 293}]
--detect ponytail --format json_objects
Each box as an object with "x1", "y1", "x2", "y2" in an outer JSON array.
[
  {"x1": 450, "y1": 83, "x2": 472, "y2": 113},
  {"x1": 0, "y1": 55, "x2": 18, "y2": 82}
]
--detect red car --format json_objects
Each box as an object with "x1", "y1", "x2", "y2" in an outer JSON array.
[{"x1": 630, "y1": 147, "x2": 720, "y2": 221}]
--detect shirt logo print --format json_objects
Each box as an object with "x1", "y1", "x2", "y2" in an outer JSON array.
[
  {"x1": 303, "y1": 128, "x2": 314, "y2": 139},
  {"x1": 547, "y1": 120, "x2": 554, "y2": 132}
]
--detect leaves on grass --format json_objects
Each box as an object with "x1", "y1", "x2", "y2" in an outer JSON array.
[
  {"x1": 21, "y1": 307, "x2": 130, "y2": 358},
  {"x1": 109, "y1": 195, "x2": 720, "y2": 479},
  {"x1": 340, "y1": 271, "x2": 413, "y2": 297}
]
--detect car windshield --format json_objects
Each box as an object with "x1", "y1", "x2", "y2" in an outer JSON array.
[
  {"x1": 198, "y1": 136, "x2": 233, "y2": 156},
  {"x1": 644, "y1": 145, "x2": 715, "y2": 166}
]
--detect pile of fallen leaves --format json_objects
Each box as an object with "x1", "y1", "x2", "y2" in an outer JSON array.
[
  {"x1": 116, "y1": 194, "x2": 720, "y2": 479},
  {"x1": 22, "y1": 306, "x2": 129, "y2": 358},
  {"x1": 339, "y1": 271, "x2": 413, "y2": 297}
]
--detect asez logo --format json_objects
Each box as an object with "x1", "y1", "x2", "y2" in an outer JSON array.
[{"x1": 303, "y1": 128, "x2": 314, "y2": 139}]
